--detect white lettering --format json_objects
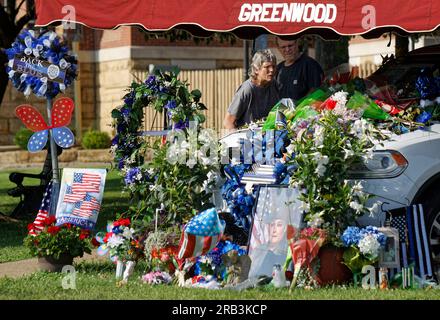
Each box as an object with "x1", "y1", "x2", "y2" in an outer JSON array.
[
  {"x1": 314, "y1": 3, "x2": 326, "y2": 23},
  {"x1": 260, "y1": 3, "x2": 272, "y2": 22},
  {"x1": 61, "y1": 265, "x2": 76, "y2": 289},
  {"x1": 61, "y1": 5, "x2": 76, "y2": 30},
  {"x1": 271, "y1": 3, "x2": 283, "y2": 22},
  {"x1": 303, "y1": 3, "x2": 315, "y2": 23},
  {"x1": 361, "y1": 5, "x2": 376, "y2": 30},
  {"x1": 324, "y1": 4, "x2": 337, "y2": 23},
  {"x1": 238, "y1": 3, "x2": 252, "y2": 22},
  {"x1": 361, "y1": 265, "x2": 376, "y2": 289},
  {"x1": 238, "y1": 3, "x2": 338, "y2": 24},
  {"x1": 249, "y1": 4, "x2": 263, "y2": 22},
  {"x1": 291, "y1": 3, "x2": 305, "y2": 22}
]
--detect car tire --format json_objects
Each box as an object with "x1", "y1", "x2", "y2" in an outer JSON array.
[{"x1": 420, "y1": 194, "x2": 440, "y2": 280}]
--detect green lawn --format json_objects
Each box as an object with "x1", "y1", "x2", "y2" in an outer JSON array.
[
  {"x1": 0, "y1": 167, "x2": 127, "y2": 263},
  {"x1": 1, "y1": 167, "x2": 440, "y2": 300},
  {"x1": 1, "y1": 260, "x2": 439, "y2": 300}
]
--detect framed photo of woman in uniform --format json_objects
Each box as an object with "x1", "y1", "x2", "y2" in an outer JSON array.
[
  {"x1": 247, "y1": 185, "x2": 304, "y2": 278},
  {"x1": 378, "y1": 227, "x2": 400, "y2": 268}
]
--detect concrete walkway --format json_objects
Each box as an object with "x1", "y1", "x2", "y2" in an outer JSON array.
[{"x1": 0, "y1": 251, "x2": 106, "y2": 279}]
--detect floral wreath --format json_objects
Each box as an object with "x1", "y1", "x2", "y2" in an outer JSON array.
[{"x1": 5, "y1": 29, "x2": 78, "y2": 99}]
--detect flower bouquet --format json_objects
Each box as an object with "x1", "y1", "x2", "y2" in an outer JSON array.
[
  {"x1": 285, "y1": 226, "x2": 327, "y2": 290},
  {"x1": 24, "y1": 216, "x2": 98, "y2": 271},
  {"x1": 341, "y1": 226, "x2": 387, "y2": 284},
  {"x1": 95, "y1": 217, "x2": 144, "y2": 281}
]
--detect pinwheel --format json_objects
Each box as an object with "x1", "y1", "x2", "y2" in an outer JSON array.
[{"x1": 15, "y1": 97, "x2": 75, "y2": 152}]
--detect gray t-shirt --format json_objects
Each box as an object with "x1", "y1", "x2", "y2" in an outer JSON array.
[{"x1": 228, "y1": 79, "x2": 280, "y2": 128}]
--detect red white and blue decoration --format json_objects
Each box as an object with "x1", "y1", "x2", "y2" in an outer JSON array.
[
  {"x1": 15, "y1": 97, "x2": 75, "y2": 152},
  {"x1": 55, "y1": 168, "x2": 107, "y2": 230},
  {"x1": 177, "y1": 208, "x2": 225, "y2": 259},
  {"x1": 5, "y1": 29, "x2": 77, "y2": 99}
]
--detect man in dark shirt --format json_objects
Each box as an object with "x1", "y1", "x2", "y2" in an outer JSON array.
[{"x1": 276, "y1": 38, "x2": 324, "y2": 101}]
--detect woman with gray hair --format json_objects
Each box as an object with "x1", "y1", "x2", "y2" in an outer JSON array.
[{"x1": 223, "y1": 49, "x2": 280, "y2": 129}]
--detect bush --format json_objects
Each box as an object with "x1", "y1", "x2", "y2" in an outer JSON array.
[
  {"x1": 14, "y1": 127, "x2": 33, "y2": 150},
  {"x1": 81, "y1": 130, "x2": 111, "y2": 149}
]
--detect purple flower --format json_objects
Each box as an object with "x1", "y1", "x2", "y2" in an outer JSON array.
[
  {"x1": 145, "y1": 75, "x2": 156, "y2": 88},
  {"x1": 164, "y1": 100, "x2": 176, "y2": 109},
  {"x1": 124, "y1": 167, "x2": 141, "y2": 185},
  {"x1": 111, "y1": 135, "x2": 119, "y2": 146},
  {"x1": 173, "y1": 119, "x2": 189, "y2": 130}
]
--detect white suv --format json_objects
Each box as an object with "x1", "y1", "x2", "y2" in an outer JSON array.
[
  {"x1": 352, "y1": 124, "x2": 440, "y2": 274},
  {"x1": 352, "y1": 45, "x2": 440, "y2": 278}
]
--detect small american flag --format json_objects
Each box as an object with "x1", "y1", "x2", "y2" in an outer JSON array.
[
  {"x1": 63, "y1": 185, "x2": 86, "y2": 203},
  {"x1": 28, "y1": 182, "x2": 52, "y2": 236},
  {"x1": 72, "y1": 172, "x2": 101, "y2": 193},
  {"x1": 72, "y1": 201, "x2": 96, "y2": 218},
  {"x1": 177, "y1": 208, "x2": 225, "y2": 259},
  {"x1": 81, "y1": 194, "x2": 101, "y2": 211}
]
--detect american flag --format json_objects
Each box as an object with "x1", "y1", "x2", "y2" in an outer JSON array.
[
  {"x1": 63, "y1": 185, "x2": 86, "y2": 203},
  {"x1": 72, "y1": 172, "x2": 101, "y2": 193},
  {"x1": 72, "y1": 201, "x2": 96, "y2": 218},
  {"x1": 81, "y1": 193, "x2": 101, "y2": 211},
  {"x1": 177, "y1": 208, "x2": 225, "y2": 259},
  {"x1": 28, "y1": 182, "x2": 52, "y2": 236}
]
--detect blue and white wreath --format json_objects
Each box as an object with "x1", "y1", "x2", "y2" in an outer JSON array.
[{"x1": 5, "y1": 29, "x2": 77, "y2": 99}]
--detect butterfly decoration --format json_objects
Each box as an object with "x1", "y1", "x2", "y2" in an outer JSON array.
[{"x1": 15, "y1": 97, "x2": 75, "y2": 152}]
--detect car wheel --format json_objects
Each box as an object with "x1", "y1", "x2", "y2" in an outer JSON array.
[{"x1": 422, "y1": 196, "x2": 440, "y2": 280}]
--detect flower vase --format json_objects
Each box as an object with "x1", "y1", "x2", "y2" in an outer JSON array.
[
  {"x1": 115, "y1": 260, "x2": 124, "y2": 279},
  {"x1": 37, "y1": 254, "x2": 74, "y2": 272},
  {"x1": 317, "y1": 245, "x2": 352, "y2": 286},
  {"x1": 122, "y1": 261, "x2": 136, "y2": 282}
]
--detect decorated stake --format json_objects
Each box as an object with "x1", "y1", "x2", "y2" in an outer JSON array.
[{"x1": 6, "y1": 29, "x2": 78, "y2": 214}]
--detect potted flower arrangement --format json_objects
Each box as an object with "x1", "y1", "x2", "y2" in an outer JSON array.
[
  {"x1": 285, "y1": 91, "x2": 389, "y2": 283},
  {"x1": 24, "y1": 216, "x2": 98, "y2": 272},
  {"x1": 95, "y1": 217, "x2": 144, "y2": 281},
  {"x1": 341, "y1": 226, "x2": 387, "y2": 284}
]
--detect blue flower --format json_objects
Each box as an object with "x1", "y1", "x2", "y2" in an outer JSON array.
[{"x1": 341, "y1": 226, "x2": 361, "y2": 246}]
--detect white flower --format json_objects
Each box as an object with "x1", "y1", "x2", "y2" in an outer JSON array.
[
  {"x1": 349, "y1": 201, "x2": 363, "y2": 212},
  {"x1": 122, "y1": 227, "x2": 135, "y2": 239},
  {"x1": 107, "y1": 234, "x2": 124, "y2": 248},
  {"x1": 343, "y1": 148, "x2": 354, "y2": 159},
  {"x1": 286, "y1": 143, "x2": 295, "y2": 155},
  {"x1": 358, "y1": 234, "x2": 381, "y2": 259},
  {"x1": 307, "y1": 213, "x2": 324, "y2": 228},
  {"x1": 314, "y1": 125, "x2": 325, "y2": 148},
  {"x1": 316, "y1": 164, "x2": 327, "y2": 177},
  {"x1": 352, "y1": 181, "x2": 364, "y2": 197},
  {"x1": 368, "y1": 201, "x2": 382, "y2": 217},
  {"x1": 299, "y1": 201, "x2": 310, "y2": 213}
]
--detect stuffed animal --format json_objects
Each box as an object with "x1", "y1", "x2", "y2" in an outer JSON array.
[
  {"x1": 222, "y1": 250, "x2": 251, "y2": 285},
  {"x1": 271, "y1": 264, "x2": 289, "y2": 288}
]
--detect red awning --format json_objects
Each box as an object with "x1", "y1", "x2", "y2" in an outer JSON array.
[{"x1": 35, "y1": 0, "x2": 440, "y2": 39}]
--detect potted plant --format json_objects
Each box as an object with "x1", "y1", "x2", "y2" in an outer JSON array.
[
  {"x1": 24, "y1": 216, "x2": 99, "y2": 272},
  {"x1": 285, "y1": 91, "x2": 389, "y2": 284}
]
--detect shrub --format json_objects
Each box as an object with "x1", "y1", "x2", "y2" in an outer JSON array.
[
  {"x1": 81, "y1": 130, "x2": 111, "y2": 149},
  {"x1": 13, "y1": 127, "x2": 33, "y2": 150}
]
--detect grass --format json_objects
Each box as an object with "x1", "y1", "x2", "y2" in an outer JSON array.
[
  {"x1": 1, "y1": 166, "x2": 440, "y2": 300},
  {"x1": 1, "y1": 260, "x2": 440, "y2": 300},
  {"x1": 0, "y1": 167, "x2": 127, "y2": 263}
]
